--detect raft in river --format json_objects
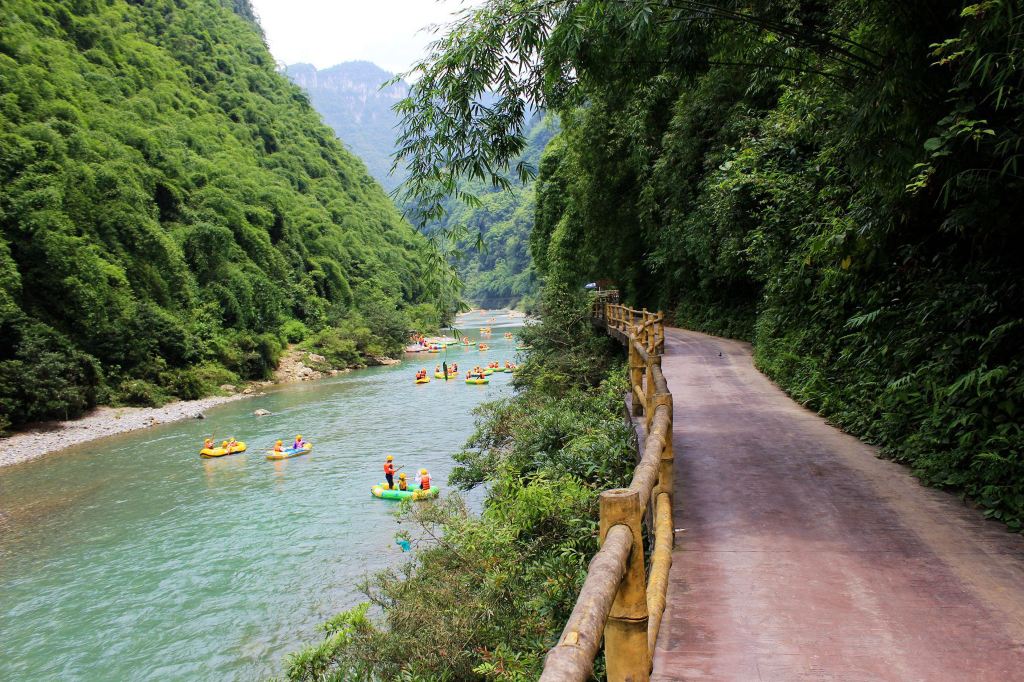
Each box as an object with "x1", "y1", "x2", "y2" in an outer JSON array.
[
  {"x1": 370, "y1": 484, "x2": 439, "y2": 501},
  {"x1": 265, "y1": 443, "x2": 313, "y2": 460}
]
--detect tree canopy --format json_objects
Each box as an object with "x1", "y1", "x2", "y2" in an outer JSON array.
[{"x1": 395, "y1": 0, "x2": 1024, "y2": 527}]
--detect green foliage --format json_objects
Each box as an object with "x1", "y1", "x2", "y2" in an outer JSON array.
[
  {"x1": 280, "y1": 319, "x2": 308, "y2": 344},
  {"x1": 396, "y1": 1, "x2": 1024, "y2": 528},
  {"x1": 0, "y1": 319, "x2": 102, "y2": 424},
  {"x1": 286, "y1": 292, "x2": 633, "y2": 680},
  {"x1": 426, "y1": 116, "x2": 557, "y2": 310},
  {"x1": 0, "y1": 0, "x2": 451, "y2": 430},
  {"x1": 301, "y1": 324, "x2": 373, "y2": 369},
  {"x1": 114, "y1": 379, "x2": 170, "y2": 408}
]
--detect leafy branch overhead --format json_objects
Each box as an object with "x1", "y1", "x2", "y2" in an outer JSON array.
[{"x1": 390, "y1": 0, "x2": 889, "y2": 228}]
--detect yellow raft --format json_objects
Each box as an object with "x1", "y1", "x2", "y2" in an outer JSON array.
[
  {"x1": 415, "y1": 377, "x2": 430, "y2": 384},
  {"x1": 434, "y1": 372, "x2": 457, "y2": 379},
  {"x1": 200, "y1": 442, "x2": 247, "y2": 458},
  {"x1": 465, "y1": 376, "x2": 489, "y2": 385},
  {"x1": 266, "y1": 443, "x2": 313, "y2": 460}
]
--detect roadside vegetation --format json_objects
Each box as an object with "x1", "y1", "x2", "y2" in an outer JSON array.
[{"x1": 284, "y1": 286, "x2": 632, "y2": 680}]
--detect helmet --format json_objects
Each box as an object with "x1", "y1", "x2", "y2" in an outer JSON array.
[
  {"x1": 420, "y1": 469, "x2": 427, "y2": 475},
  {"x1": 276, "y1": 440, "x2": 282, "y2": 445},
  {"x1": 386, "y1": 455, "x2": 393, "y2": 461},
  {"x1": 296, "y1": 435, "x2": 302, "y2": 440},
  {"x1": 399, "y1": 472, "x2": 407, "y2": 479},
  {"x1": 221, "y1": 441, "x2": 227, "y2": 446}
]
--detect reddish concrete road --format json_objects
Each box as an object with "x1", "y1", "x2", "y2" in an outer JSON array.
[{"x1": 652, "y1": 328, "x2": 1024, "y2": 681}]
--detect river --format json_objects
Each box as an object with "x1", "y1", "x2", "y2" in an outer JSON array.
[{"x1": 0, "y1": 310, "x2": 522, "y2": 680}]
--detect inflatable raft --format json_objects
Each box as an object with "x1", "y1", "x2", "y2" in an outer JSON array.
[
  {"x1": 266, "y1": 443, "x2": 313, "y2": 460},
  {"x1": 465, "y1": 376, "x2": 489, "y2": 385},
  {"x1": 370, "y1": 484, "x2": 439, "y2": 501},
  {"x1": 434, "y1": 372, "x2": 457, "y2": 379},
  {"x1": 200, "y1": 442, "x2": 247, "y2": 458},
  {"x1": 415, "y1": 377, "x2": 430, "y2": 384}
]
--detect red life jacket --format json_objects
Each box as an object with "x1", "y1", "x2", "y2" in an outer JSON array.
[
  {"x1": 384, "y1": 462, "x2": 395, "y2": 475},
  {"x1": 420, "y1": 473, "x2": 431, "y2": 490}
]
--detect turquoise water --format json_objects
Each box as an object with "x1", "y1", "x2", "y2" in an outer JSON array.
[{"x1": 0, "y1": 311, "x2": 522, "y2": 680}]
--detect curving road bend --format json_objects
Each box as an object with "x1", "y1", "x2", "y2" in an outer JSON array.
[{"x1": 653, "y1": 328, "x2": 1024, "y2": 681}]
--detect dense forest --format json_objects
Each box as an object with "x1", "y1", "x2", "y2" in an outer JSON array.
[
  {"x1": 0, "y1": 0, "x2": 450, "y2": 431},
  {"x1": 392, "y1": 0, "x2": 1024, "y2": 529},
  {"x1": 429, "y1": 115, "x2": 556, "y2": 309}
]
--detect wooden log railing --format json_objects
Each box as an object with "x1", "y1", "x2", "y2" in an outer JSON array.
[{"x1": 542, "y1": 295, "x2": 674, "y2": 682}]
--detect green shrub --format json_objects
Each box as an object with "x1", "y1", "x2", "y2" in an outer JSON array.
[
  {"x1": 0, "y1": 320, "x2": 102, "y2": 425},
  {"x1": 164, "y1": 368, "x2": 207, "y2": 401},
  {"x1": 301, "y1": 327, "x2": 363, "y2": 368},
  {"x1": 115, "y1": 379, "x2": 170, "y2": 408},
  {"x1": 280, "y1": 319, "x2": 308, "y2": 344}
]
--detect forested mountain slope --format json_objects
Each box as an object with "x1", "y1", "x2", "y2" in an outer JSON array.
[
  {"x1": 395, "y1": 1, "x2": 1024, "y2": 528},
  {"x1": 284, "y1": 61, "x2": 409, "y2": 192},
  {"x1": 286, "y1": 61, "x2": 549, "y2": 309},
  {"x1": 431, "y1": 115, "x2": 556, "y2": 309},
  {"x1": 0, "y1": 0, "x2": 445, "y2": 431}
]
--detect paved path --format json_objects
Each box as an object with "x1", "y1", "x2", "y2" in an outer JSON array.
[{"x1": 652, "y1": 328, "x2": 1024, "y2": 681}]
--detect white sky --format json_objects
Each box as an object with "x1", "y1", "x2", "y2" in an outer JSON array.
[{"x1": 248, "y1": 0, "x2": 468, "y2": 74}]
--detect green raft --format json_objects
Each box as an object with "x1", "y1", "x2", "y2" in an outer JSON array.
[{"x1": 370, "y1": 484, "x2": 439, "y2": 501}]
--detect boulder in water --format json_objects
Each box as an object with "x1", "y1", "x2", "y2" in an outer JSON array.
[{"x1": 253, "y1": 409, "x2": 272, "y2": 417}]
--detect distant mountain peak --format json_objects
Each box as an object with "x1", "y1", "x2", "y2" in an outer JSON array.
[{"x1": 283, "y1": 61, "x2": 409, "y2": 191}]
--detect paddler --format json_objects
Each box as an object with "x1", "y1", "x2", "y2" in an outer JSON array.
[
  {"x1": 204, "y1": 438, "x2": 214, "y2": 450},
  {"x1": 226, "y1": 437, "x2": 238, "y2": 452},
  {"x1": 292, "y1": 434, "x2": 305, "y2": 450},
  {"x1": 398, "y1": 472, "x2": 408, "y2": 491},
  {"x1": 384, "y1": 455, "x2": 396, "y2": 489},
  {"x1": 273, "y1": 440, "x2": 283, "y2": 453},
  {"x1": 417, "y1": 468, "x2": 431, "y2": 491}
]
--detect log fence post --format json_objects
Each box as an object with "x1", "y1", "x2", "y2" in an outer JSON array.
[{"x1": 600, "y1": 488, "x2": 650, "y2": 682}]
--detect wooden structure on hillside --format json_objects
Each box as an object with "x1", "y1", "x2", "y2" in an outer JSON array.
[{"x1": 541, "y1": 293, "x2": 674, "y2": 682}]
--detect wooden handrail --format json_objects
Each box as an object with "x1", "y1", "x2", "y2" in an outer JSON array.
[{"x1": 542, "y1": 297, "x2": 675, "y2": 682}]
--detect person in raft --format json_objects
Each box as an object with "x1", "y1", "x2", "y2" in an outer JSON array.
[
  {"x1": 273, "y1": 440, "x2": 283, "y2": 453},
  {"x1": 225, "y1": 437, "x2": 238, "y2": 452},
  {"x1": 292, "y1": 434, "x2": 305, "y2": 450},
  {"x1": 398, "y1": 472, "x2": 408, "y2": 491},
  {"x1": 384, "y1": 455, "x2": 396, "y2": 489},
  {"x1": 416, "y1": 468, "x2": 431, "y2": 491},
  {"x1": 204, "y1": 438, "x2": 214, "y2": 450}
]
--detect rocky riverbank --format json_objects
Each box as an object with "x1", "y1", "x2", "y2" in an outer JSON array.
[
  {"x1": 1, "y1": 349, "x2": 405, "y2": 469},
  {"x1": 0, "y1": 394, "x2": 251, "y2": 469},
  {"x1": 273, "y1": 346, "x2": 399, "y2": 383}
]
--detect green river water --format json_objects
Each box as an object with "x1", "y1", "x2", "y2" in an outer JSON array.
[{"x1": 0, "y1": 311, "x2": 522, "y2": 680}]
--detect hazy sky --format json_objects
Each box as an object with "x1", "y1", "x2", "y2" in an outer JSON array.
[{"x1": 248, "y1": 0, "x2": 467, "y2": 75}]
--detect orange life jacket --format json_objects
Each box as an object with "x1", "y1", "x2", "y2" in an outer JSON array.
[
  {"x1": 420, "y1": 473, "x2": 431, "y2": 490},
  {"x1": 384, "y1": 462, "x2": 395, "y2": 475}
]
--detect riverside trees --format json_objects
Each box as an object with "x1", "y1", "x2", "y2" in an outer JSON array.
[{"x1": 392, "y1": 0, "x2": 1024, "y2": 528}]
